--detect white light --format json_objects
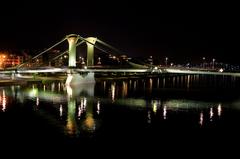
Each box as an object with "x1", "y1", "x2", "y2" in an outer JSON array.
[
  {"x1": 2, "y1": 90, "x2": 6, "y2": 112},
  {"x1": 153, "y1": 102, "x2": 157, "y2": 113},
  {"x1": 59, "y1": 104, "x2": 63, "y2": 117},
  {"x1": 83, "y1": 98, "x2": 87, "y2": 109},
  {"x1": 217, "y1": 104, "x2": 222, "y2": 117},
  {"x1": 199, "y1": 112, "x2": 203, "y2": 126},
  {"x1": 97, "y1": 100, "x2": 100, "y2": 114},
  {"x1": 163, "y1": 105, "x2": 167, "y2": 120},
  {"x1": 84, "y1": 66, "x2": 87, "y2": 69},
  {"x1": 111, "y1": 83, "x2": 116, "y2": 102},
  {"x1": 219, "y1": 68, "x2": 224, "y2": 72},
  {"x1": 36, "y1": 97, "x2": 39, "y2": 106},
  {"x1": 210, "y1": 107, "x2": 214, "y2": 121},
  {"x1": 78, "y1": 106, "x2": 82, "y2": 119}
]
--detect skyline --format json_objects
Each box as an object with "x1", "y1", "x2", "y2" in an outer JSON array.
[{"x1": 0, "y1": 1, "x2": 239, "y2": 64}]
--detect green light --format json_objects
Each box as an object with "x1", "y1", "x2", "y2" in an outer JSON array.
[
  {"x1": 86, "y1": 37, "x2": 97, "y2": 66},
  {"x1": 67, "y1": 35, "x2": 79, "y2": 67}
]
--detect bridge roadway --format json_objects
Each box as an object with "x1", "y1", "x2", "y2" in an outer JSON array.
[{"x1": 1, "y1": 67, "x2": 240, "y2": 77}]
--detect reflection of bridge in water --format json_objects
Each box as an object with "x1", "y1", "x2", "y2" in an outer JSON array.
[
  {"x1": 2, "y1": 74, "x2": 240, "y2": 136},
  {"x1": 14, "y1": 82, "x2": 97, "y2": 136}
]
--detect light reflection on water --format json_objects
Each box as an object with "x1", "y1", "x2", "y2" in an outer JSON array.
[
  {"x1": 1, "y1": 75, "x2": 240, "y2": 138},
  {"x1": 163, "y1": 105, "x2": 167, "y2": 120},
  {"x1": 1, "y1": 90, "x2": 7, "y2": 112},
  {"x1": 199, "y1": 112, "x2": 204, "y2": 126}
]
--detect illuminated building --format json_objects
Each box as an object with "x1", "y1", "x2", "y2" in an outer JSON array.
[{"x1": 0, "y1": 54, "x2": 23, "y2": 68}]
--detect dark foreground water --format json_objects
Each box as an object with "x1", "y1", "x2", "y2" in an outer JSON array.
[{"x1": 1, "y1": 74, "x2": 240, "y2": 155}]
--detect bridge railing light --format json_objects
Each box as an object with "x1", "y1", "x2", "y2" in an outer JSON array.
[{"x1": 219, "y1": 68, "x2": 224, "y2": 72}]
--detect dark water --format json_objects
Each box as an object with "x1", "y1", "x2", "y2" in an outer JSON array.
[{"x1": 1, "y1": 74, "x2": 240, "y2": 155}]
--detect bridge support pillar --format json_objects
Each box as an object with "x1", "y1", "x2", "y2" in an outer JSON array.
[
  {"x1": 67, "y1": 34, "x2": 79, "y2": 67},
  {"x1": 65, "y1": 70, "x2": 95, "y2": 86},
  {"x1": 11, "y1": 73, "x2": 16, "y2": 80},
  {"x1": 86, "y1": 37, "x2": 97, "y2": 66}
]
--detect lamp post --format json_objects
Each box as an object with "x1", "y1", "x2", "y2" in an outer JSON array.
[
  {"x1": 202, "y1": 57, "x2": 205, "y2": 68},
  {"x1": 97, "y1": 57, "x2": 101, "y2": 65},
  {"x1": 212, "y1": 58, "x2": 215, "y2": 69},
  {"x1": 165, "y1": 57, "x2": 168, "y2": 67}
]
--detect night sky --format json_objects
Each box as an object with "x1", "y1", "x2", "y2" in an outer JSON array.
[{"x1": 0, "y1": 1, "x2": 239, "y2": 64}]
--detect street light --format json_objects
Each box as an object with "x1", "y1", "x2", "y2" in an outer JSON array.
[
  {"x1": 81, "y1": 58, "x2": 85, "y2": 65},
  {"x1": 212, "y1": 58, "x2": 215, "y2": 69},
  {"x1": 202, "y1": 57, "x2": 205, "y2": 68},
  {"x1": 165, "y1": 57, "x2": 168, "y2": 67},
  {"x1": 97, "y1": 57, "x2": 101, "y2": 65}
]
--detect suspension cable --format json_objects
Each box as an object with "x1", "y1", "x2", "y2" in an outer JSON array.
[
  {"x1": 17, "y1": 37, "x2": 67, "y2": 68},
  {"x1": 49, "y1": 41, "x2": 85, "y2": 62},
  {"x1": 96, "y1": 39, "x2": 125, "y2": 55}
]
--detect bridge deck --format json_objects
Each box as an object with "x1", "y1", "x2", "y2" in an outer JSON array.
[{"x1": 0, "y1": 68, "x2": 240, "y2": 77}]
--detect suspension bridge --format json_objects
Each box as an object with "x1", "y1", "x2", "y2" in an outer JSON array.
[{"x1": 0, "y1": 34, "x2": 240, "y2": 85}]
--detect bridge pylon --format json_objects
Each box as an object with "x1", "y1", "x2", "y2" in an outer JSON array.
[
  {"x1": 85, "y1": 37, "x2": 97, "y2": 66},
  {"x1": 66, "y1": 34, "x2": 80, "y2": 67}
]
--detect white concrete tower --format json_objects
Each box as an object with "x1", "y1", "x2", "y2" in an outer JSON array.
[
  {"x1": 85, "y1": 37, "x2": 97, "y2": 66},
  {"x1": 66, "y1": 34, "x2": 79, "y2": 67}
]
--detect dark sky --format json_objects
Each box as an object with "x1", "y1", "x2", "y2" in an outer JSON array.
[{"x1": 0, "y1": 1, "x2": 239, "y2": 64}]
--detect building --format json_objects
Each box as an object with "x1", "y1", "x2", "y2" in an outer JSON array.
[{"x1": 0, "y1": 54, "x2": 23, "y2": 68}]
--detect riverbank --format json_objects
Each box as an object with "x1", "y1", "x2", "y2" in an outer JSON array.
[
  {"x1": 0, "y1": 79, "x2": 28, "y2": 86},
  {"x1": 0, "y1": 76, "x2": 66, "y2": 86}
]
